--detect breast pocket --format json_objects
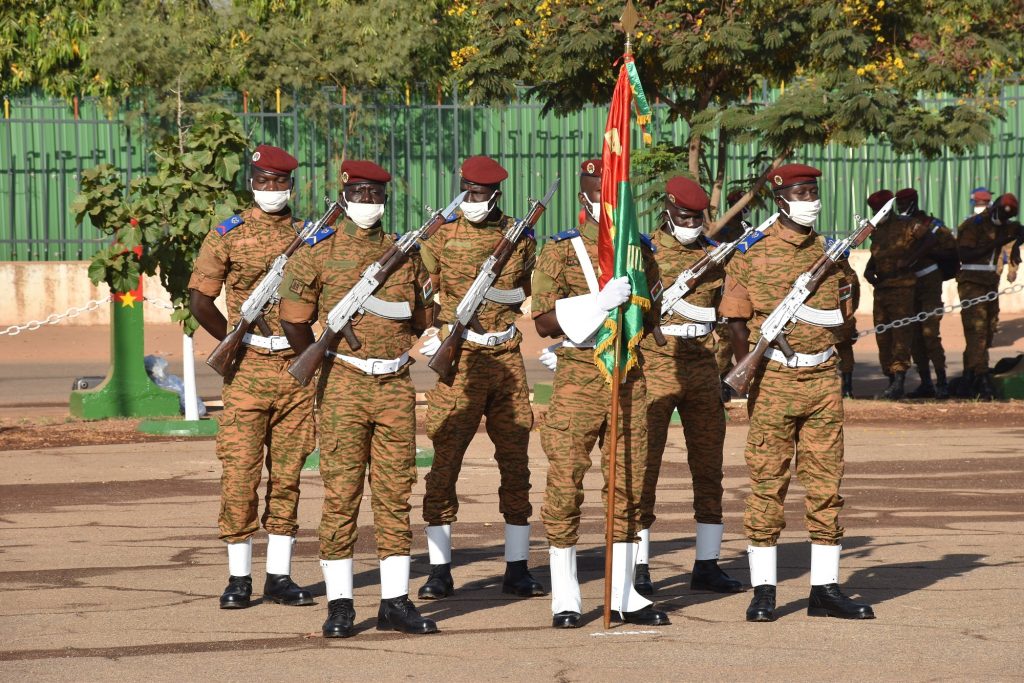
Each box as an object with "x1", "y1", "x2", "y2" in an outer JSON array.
[{"x1": 228, "y1": 259, "x2": 267, "y2": 292}]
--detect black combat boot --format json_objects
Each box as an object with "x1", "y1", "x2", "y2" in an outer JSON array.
[
  {"x1": 974, "y1": 372, "x2": 997, "y2": 401},
  {"x1": 502, "y1": 560, "x2": 546, "y2": 597},
  {"x1": 934, "y1": 368, "x2": 950, "y2": 399},
  {"x1": 690, "y1": 559, "x2": 744, "y2": 593},
  {"x1": 611, "y1": 604, "x2": 671, "y2": 626},
  {"x1": 417, "y1": 563, "x2": 454, "y2": 600},
  {"x1": 322, "y1": 598, "x2": 356, "y2": 638},
  {"x1": 879, "y1": 371, "x2": 906, "y2": 399},
  {"x1": 377, "y1": 595, "x2": 438, "y2": 634},
  {"x1": 807, "y1": 584, "x2": 875, "y2": 619},
  {"x1": 841, "y1": 372, "x2": 854, "y2": 399},
  {"x1": 633, "y1": 563, "x2": 655, "y2": 596},
  {"x1": 745, "y1": 584, "x2": 776, "y2": 622},
  {"x1": 906, "y1": 366, "x2": 935, "y2": 398},
  {"x1": 956, "y1": 370, "x2": 975, "y2": 398},
  {"x1": 219, "y1": 575, "x2": 252, "y2": 609},
  {"x1": 263, "y1": 573, "x2": 314, "y2": 606},
  {"x1": 552, "y1": 611, "x2": 582, "y2": 629}
]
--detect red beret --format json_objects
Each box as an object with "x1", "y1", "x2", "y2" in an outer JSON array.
[
  {"x1": 580, "y1": 159, "x2": 603, "y2": 177},
  {"x1": 971, "y1": 187, "x2": 992, "y2": 202},
  {"x1": 726, "y1": 189, "x2": 745, "y2": 206},
  {"x1": 341, "y1": 160, "x2": 391, "y2": 185},
  {"x1": 997, "y1": 193, "x2": 1019, "y2": 211},
  {"x1": 460, "y1": 155, "x2": 508, "y2": 185},
  {"x1": 770, "y1": 163, "x2": 821, "y2": 192},
  {"x1": 251, "y1": 144, "x2": 298, "y2": 175},
  {"x1": 867, "y1": 189, "x2": 894, "y2": 212},
  {"x1": 895, "y1": 188, "x2": 918, "y2": 201},
  {"x1": 665, "y1": 176, "x2": 709, "y2": 212}
]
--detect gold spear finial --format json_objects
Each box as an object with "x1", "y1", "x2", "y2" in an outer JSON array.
[{"x1": 620, "y1": 0, "x2": 639, "y2": 53}]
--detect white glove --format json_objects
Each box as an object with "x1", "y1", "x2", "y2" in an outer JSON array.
[
  {"x1": 539, "y1": 348, "x2": 558, "y2": 372},
  {"x1": 419, "y1": 328, "x2": 441, "y2": 357},
  {"x1": 596, "y1": 276, "x2": 631, "y2": 311}
]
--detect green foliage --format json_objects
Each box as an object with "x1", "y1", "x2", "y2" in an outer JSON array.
[{"x1": 75, "y1": 107, "x2": 249, "y2": 335}]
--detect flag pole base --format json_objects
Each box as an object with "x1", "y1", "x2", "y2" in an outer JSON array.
[{"x1": 136, "y1": 418, "x2": 218, "y2": 437}]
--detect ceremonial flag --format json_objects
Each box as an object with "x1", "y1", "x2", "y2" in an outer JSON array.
[{"x1": 594, "y1": 53, "x2": 652, "y2": 383}]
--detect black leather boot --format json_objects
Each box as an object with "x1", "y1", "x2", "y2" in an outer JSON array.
[
  {"x1": 807, "y1": 584, "x2": 875, "y2": 619},
  {"x1": 841, "y1": 372, "x2": 854, "y2": 399},
  {"x1": 934, "y1": 368, "x2": 950, "y2": 399},
  {"x1": 417, "y1": 563, "x2": 454, "y2": 600},
  {"x1": 611, "y1": 604, "x2": 671, "y2": 626},
  {"x1": 264, "y1": 573, "x2": 315, "y2": 606},
  {"x1": 219, "y1": 575, "x2": 252, "y2": 609},
  {"x1": 552, "y1": 611, "x2": 582, "y2": 629},
  {"x1": 956, "y1": 370, "x2": 975, "y2": 398},
  {"x1": 906, "y1": 366, "x2": 935, "y2": 398},
  {"x1": 633, "y1": 563, "x2": 655, "y2": 596},
  {"x1": 745, "y1": 584, "x2": 776, "y2": 622},
  {"x1": 322, "y1": 598, "x2": 356, "y2": 638},
  {"x1": 974, "y1": 372, "x2": 997, "y2": 401},
  {"x1": 503, "y1": 560, "x2": 546, "y2": 597},
  {"x1": 879, "y1": 371, "x2": 906, "y2": 399},
  {"x1": 377, "y1": 595, "x2": 438, "y2": 634},
  {"x1": 690, "y1": 559, "x2": 744, "y2": 593}
]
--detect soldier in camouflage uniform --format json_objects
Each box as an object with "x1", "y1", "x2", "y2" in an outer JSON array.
[
  {"x1": 279, "y1": 160, "x2": 437, "y2": 638},
  {"x1": 894, "y1": 188, "x2": 958, "y2": 399},
  {"x1": 188, "y1": 144, "x2": 316, "y2": 610},
  {"x1": 634, "y1": 176, "x2": 742, "y2": 598},
  {"x1": 955, "y1": 193, "x2": 1021, "y2": 400},
  {"x1": 416, "y1": 155, "x2": 544, "y2": 602},
  {"x1": 864, "y1": 188, "x2": 918, "y2": 399},
  {"x1": 722, "y1": 163, "x2": 873, "y2": 622},
  {"x1": 532, "y1": 159, "x2": 669, "y2": 628}
]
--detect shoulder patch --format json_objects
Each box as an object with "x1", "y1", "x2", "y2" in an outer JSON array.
[
  {"x1": 549, "y1": 228, "x2": 581, "y2": 242},
  {"x1": 214, "y1": 214, "x2": 244, "y2": 236},
  {"x1": 640, "y1": 233, "x2": 656, "y2": 253},
  {"x1": 735, "y1": 230, "x2": 767, "y2": 254},
  {"x1": 823, "y1": 236, "x2": 851, "y2": 260},
  {"x1": 302, "y1": 220, "x2": 336, "y2": 247}
]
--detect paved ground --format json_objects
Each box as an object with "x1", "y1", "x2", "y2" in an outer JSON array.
[{"x1": 1, "y1": 420, "x2": 1021, "y2": 681}]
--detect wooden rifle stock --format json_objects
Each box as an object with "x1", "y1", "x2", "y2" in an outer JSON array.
[
  {"x1": 428, "y1": 321, "x2": 466, "y2": 386},
  {"x1": 724, "y1": 336, "x2": 769, "y2": 394},
  {"x1": 206, "y1": 323, "x2": 250, "y2": 376},
  {"x1": 287, "y1": 326, "x2": 337, "y2": 386}
]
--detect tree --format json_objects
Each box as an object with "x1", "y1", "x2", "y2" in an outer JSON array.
[{"x1": 455, "y1": 0, "x2": 1024, "y2": 231}]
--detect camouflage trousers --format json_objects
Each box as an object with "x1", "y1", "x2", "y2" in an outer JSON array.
[
  {"x1": 318, "y1": 362, "x2": 417, "y2": 560},
  {"x1": 873, "y1": 286, "x2": 916, "y2": 374},
  {"x1": 217, "y1": 351, "x2": 315, "y2": 543},
  {"x1": 911, "y1": 272, "x2": 947, "y2": 373},
  {"x1": 541, "y1": 355, "x2": 647, "y2": 548},
  {"x1": 422, "y1": 347, "x2": 533, "y2": 526},
  {"x1": 744, "y1": 358, "x2": 845, "y2": 547},
  {"x1": 959, "y1": 280, "x2": 1000, "y2": 373},
  {"x1": 835, "y1": 319, "x2": 857, "y2": 374},
  {"x1": 714, "y1": 322, "x2": 734, "y2": 376},
  {"x1": 641, "y1": 347, "x2": 726, "y2": 529}
]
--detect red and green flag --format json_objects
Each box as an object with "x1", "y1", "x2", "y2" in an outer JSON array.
[{"x1": 594, "y1": 53, "x2": 652, "y2": 383}]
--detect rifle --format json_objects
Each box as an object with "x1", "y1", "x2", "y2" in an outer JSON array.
[
  {"x1": 428, "y1": 178, "x2": 560, "y2": 385},
  {"x1": 870, "y1": 217, "x2": 946, "y2": 283},
  {"x1": 724, "y1": 198, "x2": 895, "y2": 394},
  {"x1": 206, "y1": 199, "x2": 344, "y2": 377},
  {"x1": 286, "y1": 190, "x2": 468, "y2": 386}
]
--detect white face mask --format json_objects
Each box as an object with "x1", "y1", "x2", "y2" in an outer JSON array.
[
  {"x1": 251, "y1": 180, "x2": 290, "y2": 213},
  {"x1": 346, "y1": 201, "x2": 385, "y2": 229},
  {"x1": 586, "y1": 199, "x2": 601, "y2": 223},
  {"x1": 781, "y1": 199, "x2": 821, "y2": 227},
  {"x1": 973, "y1": 205, "x2": 987, "y2": 215},
  {"x1": 666, "y1": 212, "x2": 703, "y2": 245},
  {"x1": 461, "y1": 191, "x2": 497, "y2": 223}
]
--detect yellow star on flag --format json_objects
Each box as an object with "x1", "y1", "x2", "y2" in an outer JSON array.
[{"x1": 119, "y1": 291, "x2": 138, "y2": 308}]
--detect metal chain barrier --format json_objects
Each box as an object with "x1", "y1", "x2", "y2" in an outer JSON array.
[
  {"x1": 143, "y1": 296, "x2": 179, "y2": 311},
  {"x1": 856, "y1": 282, "x2": 1024, "y2": 339},
  {"x1": 0, "y1": 297, "x2": 111, "y2": 336}
]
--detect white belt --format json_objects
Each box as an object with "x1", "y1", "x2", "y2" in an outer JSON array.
[
  {"x1": 660, "y1": 322, "x2": 714, "y2": 338},
  {"x1": 455, "y1": 323, "x2": 517, "y2": 347},
  {"x1": 914, "y1": 264, "x2": 939, "y2": 277},
  {"x1": 765, "y1": 346, "x2": 835, "y2": 368},
  {"x1": 961, "y1": 263, "x2": 997, "y2": 272},
  {"x1": 561, "y1": 338, "x2": 595, "y2": 349},
  {"x1": 328, "y1": 351, "x2": 410, "y2": 375},
  {"x1": 242, "y1": 333, "x2": 291, "y2": 351}
]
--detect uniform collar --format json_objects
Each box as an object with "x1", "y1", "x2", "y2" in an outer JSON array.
[
  {"x1": 462, "y1": 212, "x2": 507, "y2": 230},
  {"x1": 655, "y1": 228, "x2": 706, "y2": 252},
  {"x1": 250, "y1": 206, "x2": 293, "y2": 223},
  {"x1": 342, "y1": 217, "x2": 384, "y2": 242},
  {"x1": 579, "y1": 218, "x2": 599, "y2": 241},
  {"x1": 769, "y1": 220, "x2": 817, "y2": 247}
]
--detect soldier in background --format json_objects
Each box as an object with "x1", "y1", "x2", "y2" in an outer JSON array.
[
  {"x1": 279, "y1": 160, "x2": 437, "y2": 638},
  {"x1": 188, "y1": 144, "x2": 316, "y2": 611},
  {"x1": 532, "y1": 159, "x2": 669, "y2": 628},
  {"x1": 635, "y1": 176, "x2": 742, "y2": 598},
  {"x1": 722, "y1": 163, "x2": 873, "y2": 623},
  {"x1": 416, "y1": 156, "x2": 544, "y2": 602}
]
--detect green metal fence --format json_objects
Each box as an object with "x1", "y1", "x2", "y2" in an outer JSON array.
[{"x1": 2, "y1": 85, "x2": 1022, "y2": 261}]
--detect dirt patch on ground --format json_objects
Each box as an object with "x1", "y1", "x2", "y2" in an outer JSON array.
[
  {"x1": 723, "y1": 398, "x2": 1024, "y2": 427},
  {"x1": 0, "y1": 416, "x2": 215, "y2": 451}
]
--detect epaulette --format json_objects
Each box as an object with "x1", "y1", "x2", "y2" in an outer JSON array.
[
  {"x1": 639, "y1": 233, "x2": 656, "y2": 253},
  {"x1": 302, "y1": 220, "x2": 335, "y2": 247},
  {"x1": 974, "y1": 214, "x2": 985, "y2": 225},
  {"x1": 823, "y1": 236, "x2": 851, "y2": 260},
  {"x1": 706, "y1": 237, "x2": 720, "y2": 248},
  {"x1": 549, "y1": 228, "x2": 580, "y2": 242},
  {"x1": 214, "y1": 214, "x2": 244, "y2": 236},
  {"x1": 735, "y1": 230, "x2": 767, "y2": 254}
]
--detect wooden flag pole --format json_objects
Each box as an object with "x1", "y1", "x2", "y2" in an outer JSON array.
[{"x1": 603, "y1": 305, "x2": 625, "y2": 630}]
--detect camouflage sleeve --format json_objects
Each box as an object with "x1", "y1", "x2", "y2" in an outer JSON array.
[
  {"x1": 956, "y1": 218, "x2": 978, "y2": 249},
  {"x1": 519, "y1": 236, "x2": 537, "y2": 293},
  {"x1": 936, "y1": 225, "x2": 957, "y2": 251},
  {"x1": 530, "y1": 240, "x2": 565, "y2": 317},
  {"x1": 838, "y1": 261, "x2": 856, "y2": 320},
  {"x1": 642, "y1": 243, "x2": 661, "y2": 329},
  {"x1": 419, "y1": 224, "x2": 445, "y2": 275},
  {"x1": 411, "y1": 251, "x2": 432, "y2": 310},
  {"x1": 720, "y1": 253, "x2": 753, "y2": 318},
  {"x1": 278, "y1": 243, "x2": 321, "y2": 324},
  {"x1": 188, "y1": 230, "x2": 228, "y2": 297}
]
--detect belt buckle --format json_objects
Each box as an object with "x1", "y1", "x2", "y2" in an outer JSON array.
[
  {"x1": 485, "y1": 334, "x2": 500, "y2": 346},
  {"x1": 786, "y1": 354, "x2": 800, "y2": 369},
  {"x1": 369, "y1": 359, "x2": 385, "y2": 375}
]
